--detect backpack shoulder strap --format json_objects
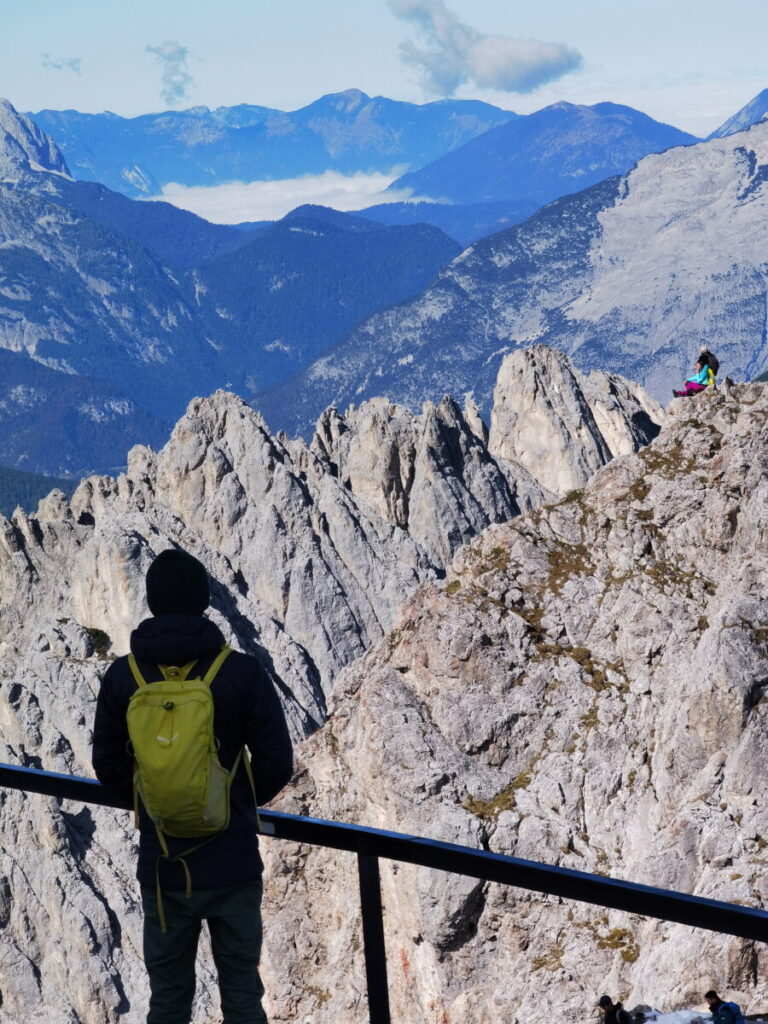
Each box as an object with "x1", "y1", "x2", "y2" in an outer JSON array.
[
  {"x1": 128, "y1": 653, "x2": 147, "y2": 689},
  {"x1": 202, "y1": 644, "x2": 232, "y2": 686}
]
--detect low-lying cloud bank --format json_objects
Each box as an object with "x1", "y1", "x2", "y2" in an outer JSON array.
[{"x1": 156, "y1": 170, "x2": 426, "y2": 224}]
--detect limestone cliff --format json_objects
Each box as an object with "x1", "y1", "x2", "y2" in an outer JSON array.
[
  {"x1": 0, "y1": 348, "x2": 681, "y2": 1022},
  {"x1": 261, "y1": 380, "x2": 768, "y2": 1023}
]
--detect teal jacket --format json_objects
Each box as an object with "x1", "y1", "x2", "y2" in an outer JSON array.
[{"x1": 686, "y1": 365, "x2": 710, "y2": 386}]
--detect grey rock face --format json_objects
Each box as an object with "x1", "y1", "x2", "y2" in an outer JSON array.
[
  {"x1": 312, "y1": 395, "x2": 525, "y2": 567},
  {"x1": 0, "y1": 98, "x2": 70, "y2": 179},
  {"x1": 0, "y1": 349, "x2": 667, "y2": 1022},
  {"x1": 260, "y1": 381, "x2": 768, "y2": 1024},
  {"x1": 489, "y1": 345, "x2": 666, "y2": 495}
]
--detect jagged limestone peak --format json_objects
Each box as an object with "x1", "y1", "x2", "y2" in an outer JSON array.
[{"x1": 0, "y1": 98, "x2": 71, "y2": 179}]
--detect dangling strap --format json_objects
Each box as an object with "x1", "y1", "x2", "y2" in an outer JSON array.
[
  {"x1": 133, "y1": 771, "x2": 141, "y2": 830},
  {"x1": 241, "y1": 750, "x2": 264, "y2": 834},
  {"x1": 154, "y1": 827, "x2": 217, "y2": 934}
]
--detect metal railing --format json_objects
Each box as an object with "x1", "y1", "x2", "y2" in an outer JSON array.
[{"x1": 0, "y1": 761, "x2": 766, "y2": 1024}]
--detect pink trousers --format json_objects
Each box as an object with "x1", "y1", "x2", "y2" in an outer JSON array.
[{"x1": 677, "y1": 382, "x2": 706, "y2": 397}]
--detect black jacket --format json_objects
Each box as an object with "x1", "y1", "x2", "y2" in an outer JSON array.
[
  {"x1": 710, "y1": 1002, "x2": 740, "y2": 1024},
  {"x1": 605, "y1": 1006, "x2": 633, "y2": 1024},
  {"x1": 92, "y1": 614, "x2": 293, "y2": 889}
]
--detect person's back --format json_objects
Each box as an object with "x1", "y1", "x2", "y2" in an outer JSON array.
[
  {"x1": 93, "y1": 548, "x2": 293, "y2": 1024},
  {"x1": 705, "y1": 990, "x2": 745, "y2": 1024},
  {"x1": 700, "y1": 346, "x2": 720, "y2": 383},
  {"x1": 612, "y1": 1004, "x2": 633, "y2": 1024}
]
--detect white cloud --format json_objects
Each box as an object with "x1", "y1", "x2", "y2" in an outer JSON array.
[
  {"x1": 146, "y1": 40, "x2": 194, "y2": 107},
  {"x1": 155, "y1": 170, "x2": 425, "y2": 224},
  {"x1": 390, "y1": 0, "x2": 582, "y2": 95}
]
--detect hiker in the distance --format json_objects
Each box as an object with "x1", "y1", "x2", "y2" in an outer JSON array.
[
  {"x1": 597, "y1": 994, "x2": 633, "y2": 1024},
  {"x1": 673, "y1": 357, "x2": 710, "y2": 398},
  {"x1": 705, "y1": 990, "x2": 746, "y2": 1024},
  {"x1": 92, "y1": 548, "x2": 293, "y2": 1024},
  {"x1": 673, "y1": 346, "x2": 720, "y2": 398}
]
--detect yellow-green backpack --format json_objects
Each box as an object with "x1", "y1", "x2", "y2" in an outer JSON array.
[{"x1": 126, "y1": 644, "x2": 258, "y2": 929}]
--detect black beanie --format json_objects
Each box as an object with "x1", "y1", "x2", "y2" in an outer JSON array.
[{"x1": 146, "y1": 549, "x2": 210, "y2": 616}]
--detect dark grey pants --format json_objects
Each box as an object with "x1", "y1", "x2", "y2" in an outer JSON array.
[{"x1": 141, "y1": 880, "x2": 267, "y2": 1024}]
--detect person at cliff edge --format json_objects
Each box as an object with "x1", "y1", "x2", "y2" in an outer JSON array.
[{"x1": 92, "y1": 548, "x2": 293, "y2": 1024}]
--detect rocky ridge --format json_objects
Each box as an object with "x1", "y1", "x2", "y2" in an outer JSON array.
[
  {"x1": 710, "y1": 88, "x2": 768, "y2": 139},
  {"x1": 260, "y1": 379, "x2": 768, "y2": 1023},
  {"x1": 0, "y1": 98, "x2": 70, "y2": 179},
  {"x1": 0, "y1": 348, "x2": 667, "y2": 1022}
]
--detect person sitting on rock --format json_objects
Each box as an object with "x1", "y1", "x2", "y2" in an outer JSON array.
[
  {"x1": 598, "y1": 994, "x2": 633, "y2": 1024},
  {"x1": 673, "y1": 358, "x2": 710, "y2": 398}
]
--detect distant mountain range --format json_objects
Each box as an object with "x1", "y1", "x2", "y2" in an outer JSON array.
[
  {"x1": 58, "y1": 179, "x2": 256, "y2": 268},
  {"x1": 24, "y1": 87, "x2": 768, "y2": 253},
  {"x1": 367, "y1": 90, "x2": 768, "y2": 244},
  {"x1": 350, "y1": 101, "x2": 699, "y2": 246},
  {"x1": 0, "y1": 100, "x2": 459, "y2": 475},
  {"x1": 187, "y1": 205, "x2": 460, "y2": 390},
  {"x1": 256, "y1": 121, "x2": 768, "y2": 437},
  {"x1": 4, "y1": 88, "x2": 768, "y2": 475},
  {"x1": 29, "y1": 90, "x2": 516, "y2": 198},
  {"x1": 387, "y1": 101, "x2": 700, "y2": 206}
]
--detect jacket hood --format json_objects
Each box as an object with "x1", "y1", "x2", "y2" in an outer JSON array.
[{"x1": 130, "y1": 614, "x2": 226, "y2": 665}]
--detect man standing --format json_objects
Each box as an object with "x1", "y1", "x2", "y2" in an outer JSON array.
[
  {"x1": 93, "y1": 548, "x2": 293, "y2": 1024},
  {"x1": 598, "y1": 995, "x2": 633, "y2": 1024}
]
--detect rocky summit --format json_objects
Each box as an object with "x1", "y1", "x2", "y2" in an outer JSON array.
[{"x1": 0, "y1": 349, "x2": 760, "y2": 1023}]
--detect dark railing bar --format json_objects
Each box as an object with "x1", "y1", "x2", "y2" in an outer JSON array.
[
  {"x1": 357, "y1": 850, "x2": 391, "y2": 1024},
  {"x1": 1, "y1": 763, "x2": 766, "y2": 943}
]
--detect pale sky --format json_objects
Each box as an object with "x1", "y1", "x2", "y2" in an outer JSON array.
[{"x1": 3, "y1": 0, "x2": 768, "y2": 137}]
